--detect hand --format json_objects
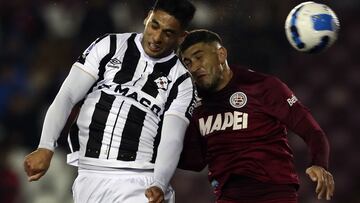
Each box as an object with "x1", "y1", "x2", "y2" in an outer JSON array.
[
  {"x1": 24, "y1": 148, "x2": 54, "y2": 182},
  {"x1": 306, "y1": 165, "x2": 335, "y2": 200},
  {"x1": 145, "y1": 186, "x2": 164, "y2": 203}
]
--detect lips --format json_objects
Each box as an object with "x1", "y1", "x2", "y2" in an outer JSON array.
[
  {"x1": 148, "y1": 42, "x2": 161, "y2": 52},
  {"x1": 196, "y1": 73, "x2": 207, "y2": 81}
]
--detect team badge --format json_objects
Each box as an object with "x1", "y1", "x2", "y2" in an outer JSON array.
[
  {"x1": 154, "y1": 76, "x2": 171, "y2": 90},
  {"x1": 229, "y1": 92, "x2": 247, "y2": 108}
]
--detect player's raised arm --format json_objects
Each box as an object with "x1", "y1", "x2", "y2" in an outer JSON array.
[
  {"x1": 23, "y1": 66, "x2": 96, "y2": 181},
  {"x1": 262, "y1": 76, "x2": 334, "y2": 200}
]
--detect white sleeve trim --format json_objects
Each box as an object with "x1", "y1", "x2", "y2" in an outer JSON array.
[
  {"x1": 73, "y1": 63, "x2": 99, "y2": 80},
  {"x1": 38, "y1": 66, "x2": 96, "y2": 151},
  {"x1": 151, "y1": 114, "x2": 189, "y2": 193}
]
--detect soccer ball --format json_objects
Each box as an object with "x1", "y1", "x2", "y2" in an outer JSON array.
[{"x1": 285, "y1": 1, "x2": 340, "y2": 53}]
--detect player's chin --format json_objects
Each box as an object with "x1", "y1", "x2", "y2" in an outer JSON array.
[
  {"x1": 196, "y1": 82, "x2": 211, "y2": 91},
  {"x1": 196, "y1": 77, "x2": 209, "y2": 87}
]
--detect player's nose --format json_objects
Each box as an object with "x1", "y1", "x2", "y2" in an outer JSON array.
[{"x1": 152, "y1": 31, "x2": 162, "y2": 43}]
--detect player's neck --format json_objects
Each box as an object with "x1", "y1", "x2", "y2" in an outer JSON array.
[{"x1": 215, "y1": 63, "x2": 233, "y2": 92}]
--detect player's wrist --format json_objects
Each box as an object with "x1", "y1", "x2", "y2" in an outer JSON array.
[
  {"x1": 38, "y1": 142, "x2": 57, "y2": 152},
  {"x1": 37, "y1": 147, "x2": 54, "y2": 153},
  {"x1": 150, "y1": 181, "x2": 167, "y2": 194}
]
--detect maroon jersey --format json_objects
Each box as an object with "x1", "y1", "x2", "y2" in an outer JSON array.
[{"x1": 179, "y1": 66, "x2": 329, "y2": 194}]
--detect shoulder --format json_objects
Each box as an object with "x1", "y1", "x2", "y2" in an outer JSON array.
[
  {"x1": 96, "y1": 32, "x2": 137, "y2": 47},
  {"x1": 237, "y1": 66, "x2": 284, "y2": 87},
  {"x1": 174, "y1": 59, "x2": 189, "y2": 74},
  {"x1": 232, "y1": 66, "x2": 289, "y2": 97},
  {"x1": 114, "y1": 32, "x2": 137, "y2": 42},
  {"x1": 233, "y1": 66, "x2": 268, "y2": 84},
  {"x1": 169, "y1": 58, "x2": 192, "y2": 81},
  {"x1": 263, "y1": 75, "x2": 284, "y2": 87}
]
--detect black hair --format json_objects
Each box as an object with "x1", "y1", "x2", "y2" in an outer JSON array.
[
  {"x1": 179, "y1": 29, "x2": 223, "y2": 53},
  {"x1": 152, "y1": 0, "x2": 196, "y2": 29}
]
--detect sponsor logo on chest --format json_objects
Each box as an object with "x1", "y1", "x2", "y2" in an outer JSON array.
[
  {"x1": 198, "y1": 111, "x2": 248, "y2": 136},
  {"x1": 114, "y1": 85, "x2": 161, "y2": 116}
]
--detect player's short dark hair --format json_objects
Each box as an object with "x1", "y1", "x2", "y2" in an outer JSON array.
[
  {"x1": 152, "y1": 0, "x2": 196, "y2": 29},
  {"x1": 179, "y1": 29, "x2": 223, "y2": 53}
]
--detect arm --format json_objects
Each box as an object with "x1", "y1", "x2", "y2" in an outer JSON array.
[
  {"x1": 263, "y1": 76, "x2": 334, "y2": 200},
  {"x1": 291, "y1": 111, "x2": 334, "y2": 200},
  {"x1": 24, "y1": 34, "x2": 111, "y2": 181},
  {"x1": 145, "y1": 115, "x2": 188, "y2": 202},
  {"x1": 145, "y1": 70, "x2": 197, "y2": 202},
  {"x1": 23, "y1": 66, "x2": 96, "y2": 181}
]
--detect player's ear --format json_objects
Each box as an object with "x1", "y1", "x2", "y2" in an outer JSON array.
[
  {"x1": 218, "y1": 46, "x2": 227, "y2": 64},
  {"x1": 177, "y1": 30, "x2": 188, "y2": 45},
  {"x1": 144, "y1": 11, "x2": 153, "y2": 25}
]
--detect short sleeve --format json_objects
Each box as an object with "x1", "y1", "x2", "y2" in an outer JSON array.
[{"x1": 73, "y1": 34, "x2": 111, "y2": 79}]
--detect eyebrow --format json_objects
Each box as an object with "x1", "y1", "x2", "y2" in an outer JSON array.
[
  {"x1": 151, "y1": 19, "x2": 177, "y2": 34},
  {"x1": 191, "y1": 50, "x2": 204, "y2": 57},
  {"x1": 182, "y1": 50, "x2": 203, "y2": 61}
]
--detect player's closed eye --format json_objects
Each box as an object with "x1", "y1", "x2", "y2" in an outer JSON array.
[
  {"x1": 195, "y1": 54, "x2": 203, "y2": 61},
  {"x1": 151, "y1": 22, "x2": 160, "y2": 30},
  {"x1": 164, "y1": 30, "x2": 175, "y2": 38},
  {"x1": 183, "y1": 59, "x2": 191, "y2": 68}
]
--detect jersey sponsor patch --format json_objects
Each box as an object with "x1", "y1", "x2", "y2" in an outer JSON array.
[
  {"x1": 229, "y1": 92, "x2": 247, "y2": 108},
  {"x1": 287, "y1": 94, "x2": 298, "y2": 106}
]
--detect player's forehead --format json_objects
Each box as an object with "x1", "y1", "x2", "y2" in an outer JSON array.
[
  {"x1": 149, "y1": 10, "x2": 182, "y2": 32},
  {"x1": 182, "y1": 42, "x2": 216, "y2": 57}
]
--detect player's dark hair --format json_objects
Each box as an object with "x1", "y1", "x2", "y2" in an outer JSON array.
[
  {"x1": 152, "y1": 0, "x2": 196, "y2": 29},
  {"x1": 179, "y1": 29, "x2": 223, "y2": 53}
]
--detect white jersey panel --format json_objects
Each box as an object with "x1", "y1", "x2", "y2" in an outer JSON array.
[
  {"x1": 68, "y1": 32, "x2": 196, "y2": 169},
  {"x1": 164, "y1": 60, "x2": 196, "y2": 123},
  {"x1": 74, "y1": 33, "x2": 131, "y2": 79}
]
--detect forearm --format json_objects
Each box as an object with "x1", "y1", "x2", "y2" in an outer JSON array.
[
  {"x1": 292, "y1": 111, "x2": 330, "y2": 169},
  {"x1": 38, "y1": 66, "x2": 95, "y2": 151},
  {"x1": 152, "y1": 114, "x2": 188, "y2": 193}
]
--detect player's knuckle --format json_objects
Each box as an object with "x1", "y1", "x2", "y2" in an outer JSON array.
[{"x1": 319, "y1": 179, "x2": 325, "y2": 184}]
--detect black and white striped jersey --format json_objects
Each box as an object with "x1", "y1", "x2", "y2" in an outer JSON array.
[{"x1": 68, "y1": 33, "x2": 196, "y2": 169}]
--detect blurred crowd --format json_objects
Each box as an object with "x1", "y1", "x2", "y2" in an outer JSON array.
[{"x1": 1, "y1": 0, "x2": 359, "y2": 202}]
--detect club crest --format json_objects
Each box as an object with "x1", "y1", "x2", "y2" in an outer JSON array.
[
  {"x1": 154, "y1": 76, "x2": 171, "y2": 90},
  {"x1": 229, "y1": 92, "x2": 247, "y2": 108}
]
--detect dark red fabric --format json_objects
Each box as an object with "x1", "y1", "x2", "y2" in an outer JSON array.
[
  {"x1": 217, "y1": 199, "x2": 297, "y2": 203},
  {"x1": 216, "y1": 175, "x2": 298, "y2": 203},
  {"x1": 179, "y1": 66, "x2": 330, "y2": 195},
  {"x1": 0, "y1": 169, "x2": 20, "y2": 203}
]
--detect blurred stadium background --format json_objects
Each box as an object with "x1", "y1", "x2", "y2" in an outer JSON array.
[{"x1": 1, "y1": 0, "x2": 359, "y2": 202}]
